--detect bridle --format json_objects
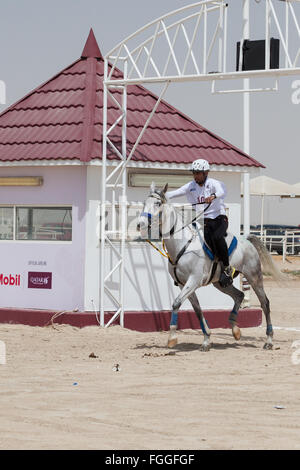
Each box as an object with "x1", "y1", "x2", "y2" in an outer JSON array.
[
  {"x1": 140, "y1": 191, "x2": 176, "y2": 238},
  {"x1": 140, "y1": 191, "x2": 211, "y2": 239}
]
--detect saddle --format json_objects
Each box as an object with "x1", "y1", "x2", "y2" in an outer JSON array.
[
  {"x1": 192, "y1": 221, "x2": 238, "y2": 261},
  {"x1": 202, "y1": 233, "x2": 238, "y2": 261},
  {"x1": 171, "y1": 227, "x2": 238, "y2": 287},
  {"x1": 203, "y1": 235, "x2": 238, "y2": 287},
  {"x1": 193, "y1": 224, "x2": 238, "y2": 285}
]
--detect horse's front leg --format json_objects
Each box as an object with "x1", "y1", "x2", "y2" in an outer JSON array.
[{"x1": 167, "y1": 277, "x2": 199, "y2": 348}]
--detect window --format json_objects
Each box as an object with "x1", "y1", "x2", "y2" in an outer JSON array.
[
  {"x1": 0, "y1": 207, "x2": 14, "y2": 240},
  {"x1": 0, "y1": 206, "x2": 72, "y2": 241}
]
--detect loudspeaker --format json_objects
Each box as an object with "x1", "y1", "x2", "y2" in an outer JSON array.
[{"x1": 236, "y1": 38, "x2": 280, "y2": 71}]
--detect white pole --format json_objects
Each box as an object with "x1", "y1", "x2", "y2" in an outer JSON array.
[
  {"x1": 218, "y1": 3, "x2": 224, "y2": 73},
  {"x1": 242, "y1": 0, "x2": 250, "y2": 308},
  {"x1": 100, "y1": 60, "x2": 109, "y2": 327},
  {"x1": 120, "y1": 61, "x2": 128, "y2": 328},
  {"x1": 243, "y1": 0, "x2": 250, "y2": 237},
  {"x1": 260, "y1": 194, "x2": 265, "y2": 238},
  {"x1": 203, "y1": 4, "x2": 207, "y2": 74},
  {"x1": 283, "y1": 233, "x2": 287, "y2": 263},
  {"x1": 286, "y1": 0, "x2": 289, "y2": 70},
  {"x1": 266, "y1": 0, "x2": 270, "y2": 71},
  {"x1": 223, "y1": 2, "x2": 228, "y2": 73}
]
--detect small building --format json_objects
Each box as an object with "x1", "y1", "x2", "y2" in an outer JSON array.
[{"x1": 0, "y1": 30, "x2": 263, "y2": 328}]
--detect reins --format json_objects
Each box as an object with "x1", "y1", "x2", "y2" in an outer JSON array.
[
  {"x1": 146, "y1": 239, "x2": 172, "y2": 262},
  {"x1": 142, "y1": 192, "x2": 211, "y2": 237},
  {"x1": 172, "y1": 201, "x2": 211, "y2": 235}
]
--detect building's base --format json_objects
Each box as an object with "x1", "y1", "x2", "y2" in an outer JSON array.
[{"x1": 0, "y1": 308, "x2": 262, "y2": 331}]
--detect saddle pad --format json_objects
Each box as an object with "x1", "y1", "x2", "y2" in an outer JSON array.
[{"x1": 203, "y1": 236, "x2": 238, "y2": 261}]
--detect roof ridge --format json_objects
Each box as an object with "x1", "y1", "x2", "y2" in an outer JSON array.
[{"x1": 80, "y1": 57, "x2": 98, "y2": 162}]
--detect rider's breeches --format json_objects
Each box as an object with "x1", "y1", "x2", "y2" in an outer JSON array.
[{"x1": 204, "y1": 215, "x2": 229, "y2": 267}]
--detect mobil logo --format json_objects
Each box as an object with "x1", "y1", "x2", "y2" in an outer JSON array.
[
  {"x1": 0, "y1": 273, "x2": 21, "y2": 286},
  {"x1": 28, "y1": 272, "x2": 52, "y2": 289}
]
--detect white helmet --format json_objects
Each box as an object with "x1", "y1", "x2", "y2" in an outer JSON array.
[{"x1": 192, "y1": 159, "x2": 210, "y2": 172}]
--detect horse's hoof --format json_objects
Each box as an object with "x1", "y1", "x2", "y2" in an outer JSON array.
[
  {"x1": 232, "y1": 325, "x2": 241, "y2": 341},
  {"x1": 263, "y1": 342, "x2": 273, "y2": 350},
  {"x1": 200, "y1": 343, "x2": 211, "y2": 352},
  {"x1": 167, "y1": 338, "x2": 178, "y2": 348}
]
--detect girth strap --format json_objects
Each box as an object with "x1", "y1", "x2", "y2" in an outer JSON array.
[
  {"x1": 169, "y1": 237, "x2": 193, "y2": 267},
  {"x1": 206, "y1": 260, "x2": 218, "y2": 286},
  {"x1": 168, "y1": 237, "x2": 193, "y2": 286}
]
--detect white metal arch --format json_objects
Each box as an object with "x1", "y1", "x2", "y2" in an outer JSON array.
[{"x1": 100, "y1": 0, "x2": 300, "y2": 327}]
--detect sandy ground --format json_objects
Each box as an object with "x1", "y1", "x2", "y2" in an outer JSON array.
[{"x1": 0, "y1": 256, "x2": 300, "y2": 450}]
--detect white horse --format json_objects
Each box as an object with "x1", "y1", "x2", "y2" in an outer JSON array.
[{"x1": 137, "y1": 183, "x2": 285, "y2": 351}]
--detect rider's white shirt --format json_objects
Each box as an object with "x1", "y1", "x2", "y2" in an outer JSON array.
[{"x1": 166, "y1": 178, "x2": 227, "y2": 219}]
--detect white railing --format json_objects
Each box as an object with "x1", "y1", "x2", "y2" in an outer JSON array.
[
  {"x1": 283, "y1": 230, "x2": 300, "y2": 261},
  {"x1": 246, "y1": 228, "x2": 300, "y2": 260}
]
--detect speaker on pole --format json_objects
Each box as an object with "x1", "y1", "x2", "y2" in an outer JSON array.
[{"x1": 236, "y1": 38, "x2": 280, "y2": 71}]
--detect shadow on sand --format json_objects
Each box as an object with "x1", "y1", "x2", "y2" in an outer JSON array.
[{"x1": 134, "y1": 340, "x2": 258, "y2": 353}]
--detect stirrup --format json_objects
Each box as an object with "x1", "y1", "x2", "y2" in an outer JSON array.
[
  {"x1": 225, "y1": 266, "x2": 235, "y2": 278},
  {"x1": 219, "y1": 266, "x2": 235, "y2": 288}
]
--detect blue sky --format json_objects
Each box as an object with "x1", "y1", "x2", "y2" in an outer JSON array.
[{"x1": 0, "y1": 0, "x2": 300, "y2": 224}]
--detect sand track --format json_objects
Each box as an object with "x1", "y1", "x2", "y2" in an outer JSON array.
[{"x1": 0, "y1": 256, "x2": 299, "y2": 450}]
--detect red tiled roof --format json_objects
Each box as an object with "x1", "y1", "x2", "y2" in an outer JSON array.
[{"x1": 0, "y1": 29, "x2": 264, "y2": 168}]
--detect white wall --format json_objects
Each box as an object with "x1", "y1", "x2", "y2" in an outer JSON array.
[
  {"x1": 0, "y1": 166, "x2": 86, "y2": 311},
  {"x1": 84, "y1": 166, "x2": 101, "y2": 312},
  {"x1": 0, "y1": 165, "x2": 242, "y2": 313}
]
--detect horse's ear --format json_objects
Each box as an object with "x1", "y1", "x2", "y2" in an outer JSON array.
[
  {"x1": 162, "y1": 183, "x2": 168, "y2": 194},
  {"x1": 150, "y1": 181, "x2": 156, "y2": 193}
]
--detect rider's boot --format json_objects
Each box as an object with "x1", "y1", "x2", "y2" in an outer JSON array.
[{"x1": 219, "y1": 263, "x2": 235, "y2": 288}]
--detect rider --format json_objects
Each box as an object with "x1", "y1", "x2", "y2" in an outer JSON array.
[{"x1": 165, "y1": 158, "x2": 235, "y2": 287}]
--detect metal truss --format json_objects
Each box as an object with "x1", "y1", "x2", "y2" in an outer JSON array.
[
  {"x1": 100, "y1": 0, "x2": 300, "y2": 327},
  {"x1": 105, "y1": 0, "x2": 300, "y2": 87}
]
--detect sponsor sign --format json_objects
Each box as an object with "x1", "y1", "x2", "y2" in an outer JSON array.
[
  {"x1": 28, "y1": 272, "x2": 52, "y2": 289},
  {"x1": 0, "y1": 274, "x2": 21, "y2": 286}
]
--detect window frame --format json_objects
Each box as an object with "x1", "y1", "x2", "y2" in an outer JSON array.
[{"x1": 0, "y1": 204, "x2": 73, "y2": 243}]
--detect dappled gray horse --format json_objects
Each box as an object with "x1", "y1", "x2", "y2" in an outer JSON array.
[{"x1": 138, "y1": 183, "x2": 284, "y2": 351}]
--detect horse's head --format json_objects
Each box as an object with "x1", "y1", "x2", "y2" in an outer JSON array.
[{"x1": 137, "y1": 182, "x2": 168, "y2": 239}]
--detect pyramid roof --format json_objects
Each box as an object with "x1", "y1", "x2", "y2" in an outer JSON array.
[{"x1": 0, "y1": 29, "x2": 264, "y2": 168}]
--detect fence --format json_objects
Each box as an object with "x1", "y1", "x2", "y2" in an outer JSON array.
[{"x1": 248, "y1": 229, "x2": 300, "y2": 261}]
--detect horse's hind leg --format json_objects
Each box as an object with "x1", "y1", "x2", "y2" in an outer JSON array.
[
  {"x1": 188, "y1": 292, "x2": 211, "y2": 351},
  {"x1": 244, "y1": 271, "x2": 273, "y2": 350},
  {"x1": 213, "y1": 282, "x2": 245, "y2": 341}
]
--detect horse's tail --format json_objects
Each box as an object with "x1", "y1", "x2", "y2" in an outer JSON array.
[{"x1": 247, "y1": 235, "x2": 287, "y2": 283}]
